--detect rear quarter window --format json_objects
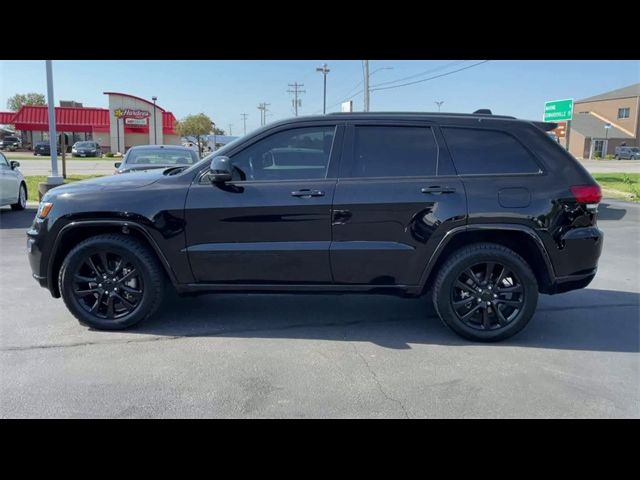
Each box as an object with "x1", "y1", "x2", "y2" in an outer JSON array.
[{"x1": 442, "y1": 127, "x2": 541, "y2": 175}]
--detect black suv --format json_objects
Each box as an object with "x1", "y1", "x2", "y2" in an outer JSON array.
[{"x1": 27, "y1": 112, "x2": 603, "y2": 341}]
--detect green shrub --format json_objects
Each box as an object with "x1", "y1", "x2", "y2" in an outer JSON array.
[
  {"x1": 105, "y1": 152, "x2": 114, "y2": 157},
  {"x1": 605, "y1": 154, "x2": 615, "y2": 160}
]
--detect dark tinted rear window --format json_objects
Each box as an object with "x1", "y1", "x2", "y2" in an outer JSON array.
[
  {"x1": 443, "y1": 127, "x2": 541, "y2": 175},
  {"x1": 350, "y1": 126, "x2": 438, "y2": 177}
]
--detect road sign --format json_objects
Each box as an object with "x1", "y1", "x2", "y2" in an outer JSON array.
[
  {"x1": 551, "y1": 121, "x2": 567, "y2": 138},
  {"x1": 604, "y1": 123, "x2": 612, "y2": 129},
  {"x1": 544, "y1": 99, "x2": 573, "y2": 122}
]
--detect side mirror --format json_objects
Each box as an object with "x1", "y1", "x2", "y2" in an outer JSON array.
[
  {"x1": 209, "y1": 156, "x2": 233, "y2": 183},
  {"x1": 10, "y1": 161, "x2": 20, "y2": 169},
  {"x1": 114, "y1": 162, "x2": 121, "y2": 168}
]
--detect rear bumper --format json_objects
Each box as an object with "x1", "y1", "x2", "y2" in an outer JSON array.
[{"x1": 547, "y1": 226, "x2": 603, "y2": 294}]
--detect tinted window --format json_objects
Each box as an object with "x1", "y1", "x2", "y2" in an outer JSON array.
[
  {"x1": 443, "y1": 128, "x2": 541, "y2": 175},
  {"x1": 350, "y1": 126, "x2": 438, "y2": 178},
  {"x1": 230, "y1": 126, "x2": 335, "y2": 181},
  {"x1": 127, "y1": 149, "x2": 198, "y2": 165}
]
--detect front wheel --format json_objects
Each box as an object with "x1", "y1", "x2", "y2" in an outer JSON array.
[
  {"x1": 59, "y1": 234, "x2": 165, "y2": 330},
  {"x1": 432, "y1": 243, "x2": 539, "y2": 342}
]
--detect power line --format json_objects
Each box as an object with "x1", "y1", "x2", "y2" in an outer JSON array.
[
  {"x1": 370, "y1": 60, "x2": 490, "y2": 92},
  {"x1": 371, "y1": 60, "x2": 468, "y2": 88},
  {"x1": 287, "y1": 82, "x2": 306, "y2": 116}
]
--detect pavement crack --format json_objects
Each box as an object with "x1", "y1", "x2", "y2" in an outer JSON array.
[{"x1": 348, "y1": 340, "x2": 410, "y2": 419}]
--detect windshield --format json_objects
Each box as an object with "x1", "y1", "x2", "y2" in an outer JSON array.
[
  {"x1": 126, "y1": 149, "x2": 199, "y2": 165},
  {"x1": 629, "y1": 147, "x2": 640, "y2": 152},
  {"x1": 4, "y1": 137, "x2": 18, "y2": 141},
  {"x1": 75, "y1": 142, "x2": 95, "y2": 148}
]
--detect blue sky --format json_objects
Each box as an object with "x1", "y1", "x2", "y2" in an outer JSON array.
[{"x1": 1, "y1": 60, "x2": 638, "y2": 135}]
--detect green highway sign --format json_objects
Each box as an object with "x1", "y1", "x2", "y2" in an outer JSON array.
[{"x1": 544, "y1": 99, "x2": 573, "y2": 122}]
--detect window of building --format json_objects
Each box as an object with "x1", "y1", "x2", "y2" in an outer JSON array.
[
  {"x1": 618, "y1": 108, "x2": 630, "y2": 119},
  {"x1": 350, "y1": 126, "x2": 438, "y2": 178},
  {"x1": 442, "y1": 127, "x2": 541, "y2": 175}
]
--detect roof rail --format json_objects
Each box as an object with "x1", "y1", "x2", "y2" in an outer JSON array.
[{"x1": 326, "y1": 111, "x2": 516, "y2": 119}]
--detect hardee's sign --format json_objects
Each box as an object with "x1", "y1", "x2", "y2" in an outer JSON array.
[{"x1": 115, "y1": 108, "x2": 150, "y2": 119}]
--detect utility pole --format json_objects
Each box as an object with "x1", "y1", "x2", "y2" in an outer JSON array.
[
  {"x1": 228, "y1": 124, "x2": 233, "y2": 136},
  {"x1": 435, "y1": 101, "x2": 444, "y2": 112},
  {"x1": 258, "y1": 103, "x2": 270, "y2": 126},
  {"x1": 241, "y1": 113, "x2": 248, "y2": 135},
  {"x1": 363, "y1": 60, "x2": 370, "y2": 112},
  {"x1": 316, "y1": 64, "x2": 330, "y2": 114},
  {"x1": 287, "y1": 83, "x2": 306, "y2": 116}
]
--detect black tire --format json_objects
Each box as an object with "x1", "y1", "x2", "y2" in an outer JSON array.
[
  {"x1": 432, "y1": 243, "x2": 538, "y2": 342},
  {"x1": 10, "y1": 183, "x2": 27, "y2": 211},
  {"x1": 59, "y1": 233, "x2": 165, "y2": 330}
]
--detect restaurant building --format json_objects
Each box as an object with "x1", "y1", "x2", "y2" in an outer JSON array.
[{"x1": 0, "y1": 92, "x2": 179, "y2": 153}]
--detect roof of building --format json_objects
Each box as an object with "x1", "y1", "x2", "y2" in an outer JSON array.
[
  {"x1": 571, "y1": 112, "x2": 634, "y2": 139},
  {"x1": 577, "y1": 83, "x2": 640, "y2": 103},
  {"x1": 103, "y1": 92, "x2": 167, "y2": 112},
  {"x1": 11, "y1": 106, "x2": 110, "y2": 132}
]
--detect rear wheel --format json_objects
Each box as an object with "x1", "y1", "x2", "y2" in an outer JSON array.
[
  {"x1": 433, "y1": 243, "x2": 538, "y2": 342},
  {"x1": 59, "y1": 234, "x2": 165, "y2": 330},
  {"x1": 10, "y1": 183, "x2": 27, "y2": 210}
]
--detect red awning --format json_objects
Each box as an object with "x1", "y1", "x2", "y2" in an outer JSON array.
[
  {"x1": 0, "y1": 111, "x2": 16, "y2": 124},
  {"x1": 12, "y1": 106, "x2": 110, "y2": 132},
  {"x1": 163, "y1": 112, "x2": 177, "y2": 135}
]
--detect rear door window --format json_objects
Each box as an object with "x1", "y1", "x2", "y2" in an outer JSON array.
[
  {"x1": 349, "y1": 125, "x2": 438, "y2": 178},
  {"x1": 442, "y1": 127, "x2": 541, "y2": 175}
]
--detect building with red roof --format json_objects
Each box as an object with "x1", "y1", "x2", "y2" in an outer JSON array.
[{"x1": 0, "y1": 92, "x2": 179, "y2": 153}]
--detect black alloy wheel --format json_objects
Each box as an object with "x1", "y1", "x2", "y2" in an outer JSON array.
[
  {"x1": 451, "y1": 262, "x2": 524, "y2": 331},
  {"x1": 59, "y1": 234, "x2": 165, "y2": 330},
  {"x1": 72, "y1": 251, "x2": 144, "y2": 320},
  {"x1": 433, "y1": 243, "x2": 539, "y2": 342}
]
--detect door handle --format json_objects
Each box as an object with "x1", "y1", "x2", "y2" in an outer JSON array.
[
  {"x1": 291, "y1": 189, "x2": 325, "y2": 198},
  {"x1": 421, "y1": 186, "x2": 456, "y2": 194}
]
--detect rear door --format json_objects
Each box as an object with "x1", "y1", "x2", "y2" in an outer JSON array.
[{"x1": 330, "y1": 121, "x2": 467, "y2": 286}]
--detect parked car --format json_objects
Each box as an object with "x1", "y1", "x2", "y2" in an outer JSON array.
[
  {"x1": 33, "y1": 141, "x2": 61, "y2": 156},
  {"x1": 0, "y1": 152, "x2": 27, "y2": 210},
  {"x1": 114, "y1": 145, "x2": 200, "y2": 174},
  {"x1": 0, "y1": 136, "x2": 22, "y2": 151},
  {"x1": 71, "y1": 141, "x2": 101, "y2": 157},
  {"x1": 27, "y1": 111, "x2": 603, "y2": 342},
  {"x1": 614, "y1": 146, "x2": 640, "y2": 160}
]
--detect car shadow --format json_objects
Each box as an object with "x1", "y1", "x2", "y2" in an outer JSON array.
[
  {"x1": 598, "y1": 202, "x2": 628, "y2": 221},
  {"x1": 0, "y1": 207, "x2": 36, "y2": 229},
  {"x1": 115, "y1": 288, "x2": 639, "y2": 353}
]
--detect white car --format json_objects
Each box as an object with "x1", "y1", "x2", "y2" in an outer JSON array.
[{"x1": 0, "y1": 152, "x2": 27, "y2": 210}]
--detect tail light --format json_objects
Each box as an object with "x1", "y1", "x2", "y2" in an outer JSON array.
[{"x1": 570, "y1": 184, "x2": 602, "y2": 204}]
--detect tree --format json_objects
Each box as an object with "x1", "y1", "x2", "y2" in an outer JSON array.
[
  {"x1": 7, "y1": 92, "x2": 46, "y2": 111},
  {"x1": 176, "y1": 113, "x2": 214, "y2": 156}
]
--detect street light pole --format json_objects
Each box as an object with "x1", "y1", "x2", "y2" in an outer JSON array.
[
  {"x1": 151, "y1": 96, "x2": 158, "y2": 144},
  {"x1": 316, "y1": 63, "x2": 330, "y2": 114},
  {"x1": 363, "y1": 63, "x2": 393, "y2": 112},
  {"x1": 435, "y1": 101, "x2": 444, "y2": 112},
  {"x1": 45, "y1": 60, "x2": 62, "y2": 185},
  {"x1": 212, "y1": 122, "x2": 216, "y2": 153}
]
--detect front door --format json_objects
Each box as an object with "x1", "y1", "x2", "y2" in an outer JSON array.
[
  {"x1": 331, "y1": 122, "x2": 467, "y2": 286},
  {"x1": 184, "y1": 123, "x2": 343, "y2": 284}
]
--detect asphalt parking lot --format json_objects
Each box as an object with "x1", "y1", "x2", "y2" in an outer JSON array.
[{"x1": 0, "y1": 202, "x2": 638, "y2": 418}]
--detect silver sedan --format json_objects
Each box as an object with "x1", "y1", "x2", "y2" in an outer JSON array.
[{"x1": 0, "y1": 152, "x2": 27, "y2": 210}]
